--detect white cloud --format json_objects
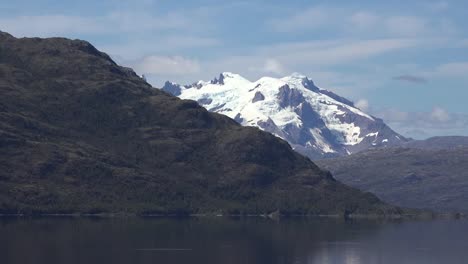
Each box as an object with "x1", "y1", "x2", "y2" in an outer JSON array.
[
  {"x1": 269, "y1": 39, "x2": 421, "y2": 66},
  {"x1": 106, "y1": 11, "x2": 193, "y2": 32},
  {"x1": 385, "y1": 16, "x2": 429, "y2": 37},
  {"x1": 0, "y1": 9, "x2": 211, "y2": 38},
  {"x1": 160, "y1": 38, "x2": 421, "y2": 89},
  {"x1": 408, "y1": 61, "x2": 468, "y2": 81},
  {"x1": 378, "y1": 108, "x2": 410, "y2": 122},
  {"x1": 161, "y1": 36, "x2": 220, "y2": 48},
  {"x1": 461, "y1": 39, "x2": 468, "y2": 47},
  {"x1": 100, "y1": 36, "x2": 220, "y2": 60},
  {"x1": 379, "y1": 107, "x2": 454, "y2": 125},
  {"x1": 269, "y1": 7, "x2": 336, "y2": 32},
  {"x1": 434, "y1": 62, "x2": 468, "y2": 77},
  {"x1": 379, "y1": 15, "x2": 457, "y2": 38},
  {"x1": 132, "y1": 56, "x2": 201, "y2": 76},
  {"x1": 355, "y1": 99, "x2": 370, "y2": 112},
  {"x1": 375, "y1": 107, "x2": 468, "y2": 139},
  {"x1": 264, "y1": 59, "x2": 284, "y2": 74},
  {"x1": 431, "y1": 107, "x2": 451, "y2": 122},
  {"x1": 426, "y1": 1, "x2": 449, "y2": 12},
  {"x1": 268, "y1": 5, "x2": 458, "y2": 39},
  {"x1": 0, "y1": 15, "x2": 107, "y2": 37},
  {"x1": 349, "y1": 12, "x2": 379, "y2": 30},
  {"x1": 253, "y1": 59, "x2": 286, "y2": 75}
]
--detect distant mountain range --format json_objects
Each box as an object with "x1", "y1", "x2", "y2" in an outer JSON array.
[
  {"x1": 402, "y1": 136, "x2": 468, "y2": 150},
  {"x1": 0, "y1": 31, "x2": 401, "y2": 216},
  {"x1": 162, "y1": 73, "x2": 407, "y2": 159},
  {"x1": 317, "y1": 137, "x2": 468, "y2": 213},
  {"x1": 163, "y1": 74, "x2": 468, "y2": 213}
]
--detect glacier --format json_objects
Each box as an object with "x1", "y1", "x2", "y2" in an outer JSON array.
[{"x1": 162, "y1": 72, "x2": 407, "y2": 159}]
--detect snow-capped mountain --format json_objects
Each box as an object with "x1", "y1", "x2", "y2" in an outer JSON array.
[{"x1": 162, "y1": 72, "x2": 407, "y2": 159}]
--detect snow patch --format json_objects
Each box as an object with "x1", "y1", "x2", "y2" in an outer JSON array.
[
  {"x1": 171, "y1": 72, "x2": 402, "y2": 157},
  {"x1": 310, "y1": 128, "x2": 336, "y2": 153}
]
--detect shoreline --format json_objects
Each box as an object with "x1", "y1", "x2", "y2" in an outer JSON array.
[{"x1": 0, "y1": 212, "x2": 465, "y2": 220}]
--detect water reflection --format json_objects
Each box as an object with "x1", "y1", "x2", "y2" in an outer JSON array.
[{"x1": 0, "y1": 217, "x2": 467, "y2": 264}]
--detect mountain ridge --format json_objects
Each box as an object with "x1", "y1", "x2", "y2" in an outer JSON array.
[
  {"x1": 0, "y1": 32, "x2": 401, "y2": 216},
  {"x1": 316, "y1": 146, "x2": 468, "y2": 212},
  {"x1": 163, "y1": 72, "x2": 408, "y2": 159}
]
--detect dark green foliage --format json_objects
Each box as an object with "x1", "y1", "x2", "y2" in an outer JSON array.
[{"x1": 0, "y1": 31, "x2": 400, "y2": 216}]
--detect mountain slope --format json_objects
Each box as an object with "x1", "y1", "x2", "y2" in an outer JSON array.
[
  {"x1": 163, "y1": 73, "x2": 407, "y2": 159},
  {"x1": 0, "y1": 32, "x2": 400, "y2": 216},
  {"x1": 403, "y1": 136, "x2": 468, "y2": 150},
  {"x1": 316, "y1": 147, "x2": 468, "y2": 212}
]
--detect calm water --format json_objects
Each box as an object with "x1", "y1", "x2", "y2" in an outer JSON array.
[{"x1": 1, "y1": 217, "x2": 467, "y2": 264}]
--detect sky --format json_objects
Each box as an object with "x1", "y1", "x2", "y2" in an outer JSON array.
[{"x1": 1, "y1": 0, "x2": 467, "y2": 139}]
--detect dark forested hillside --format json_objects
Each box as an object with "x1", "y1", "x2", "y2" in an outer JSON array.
[{"x1": 0, "y1": 31, "x2": 400, "y2": 216}]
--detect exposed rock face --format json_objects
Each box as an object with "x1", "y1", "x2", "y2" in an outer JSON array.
[
  {"x1": 0, "y1": 32, "x2": 399, "y2": 216},
  {"x1": 163, "y1": 73, "x2": 407, "y2": 159},
  {"x1": 161, "y1": 81, "x2": 182, "y2": 96},
  {"x1": 210, "y1": 73, "x2": 225, "y2": 85},
  {"x1": 319, "y1": 89, "x2": 355, "y2": 107},
  {"x1": 197, "y1": 98, "x2": 213, "y2": 105},
  {"x1": 252, "y1": 91, "x2": 265, "y2": 103},
  {"x1": 277, "y1": 85, "x2": 304, "y2": 108}
]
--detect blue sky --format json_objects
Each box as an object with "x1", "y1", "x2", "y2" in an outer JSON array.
[{"x1": 1, "y1": 0, "x2": 467, "y2": 138}]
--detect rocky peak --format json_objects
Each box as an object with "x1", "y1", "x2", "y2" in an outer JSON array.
[
  {"x1": 319, "y1": 89, "x2": 355, "y2": 107},
  {"x1": 282, "y1": 73, "x2": 319, "y2": 92},
  {"x1": 162, "y1": 81, "x2": 182, "y2": 96},
  {"x1": 301, "y1": 78, "x2": 320, "y2": 92},
  {"x1": 210, "y1": 73, "x2": 225, "y2": 85},
  {"x1": 277, "y1": 84, "x2": 305, "y2": 108},
  {"x1": 252, "y1": 91, "x2": 266, "y2": 103},
  {"x1": 165, "y1": 72, "x2": 408, "y2": 159}
]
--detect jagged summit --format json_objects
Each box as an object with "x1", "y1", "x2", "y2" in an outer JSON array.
[{"x1": 163, "y1": 73, "x2": 407, "y2": 159}]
